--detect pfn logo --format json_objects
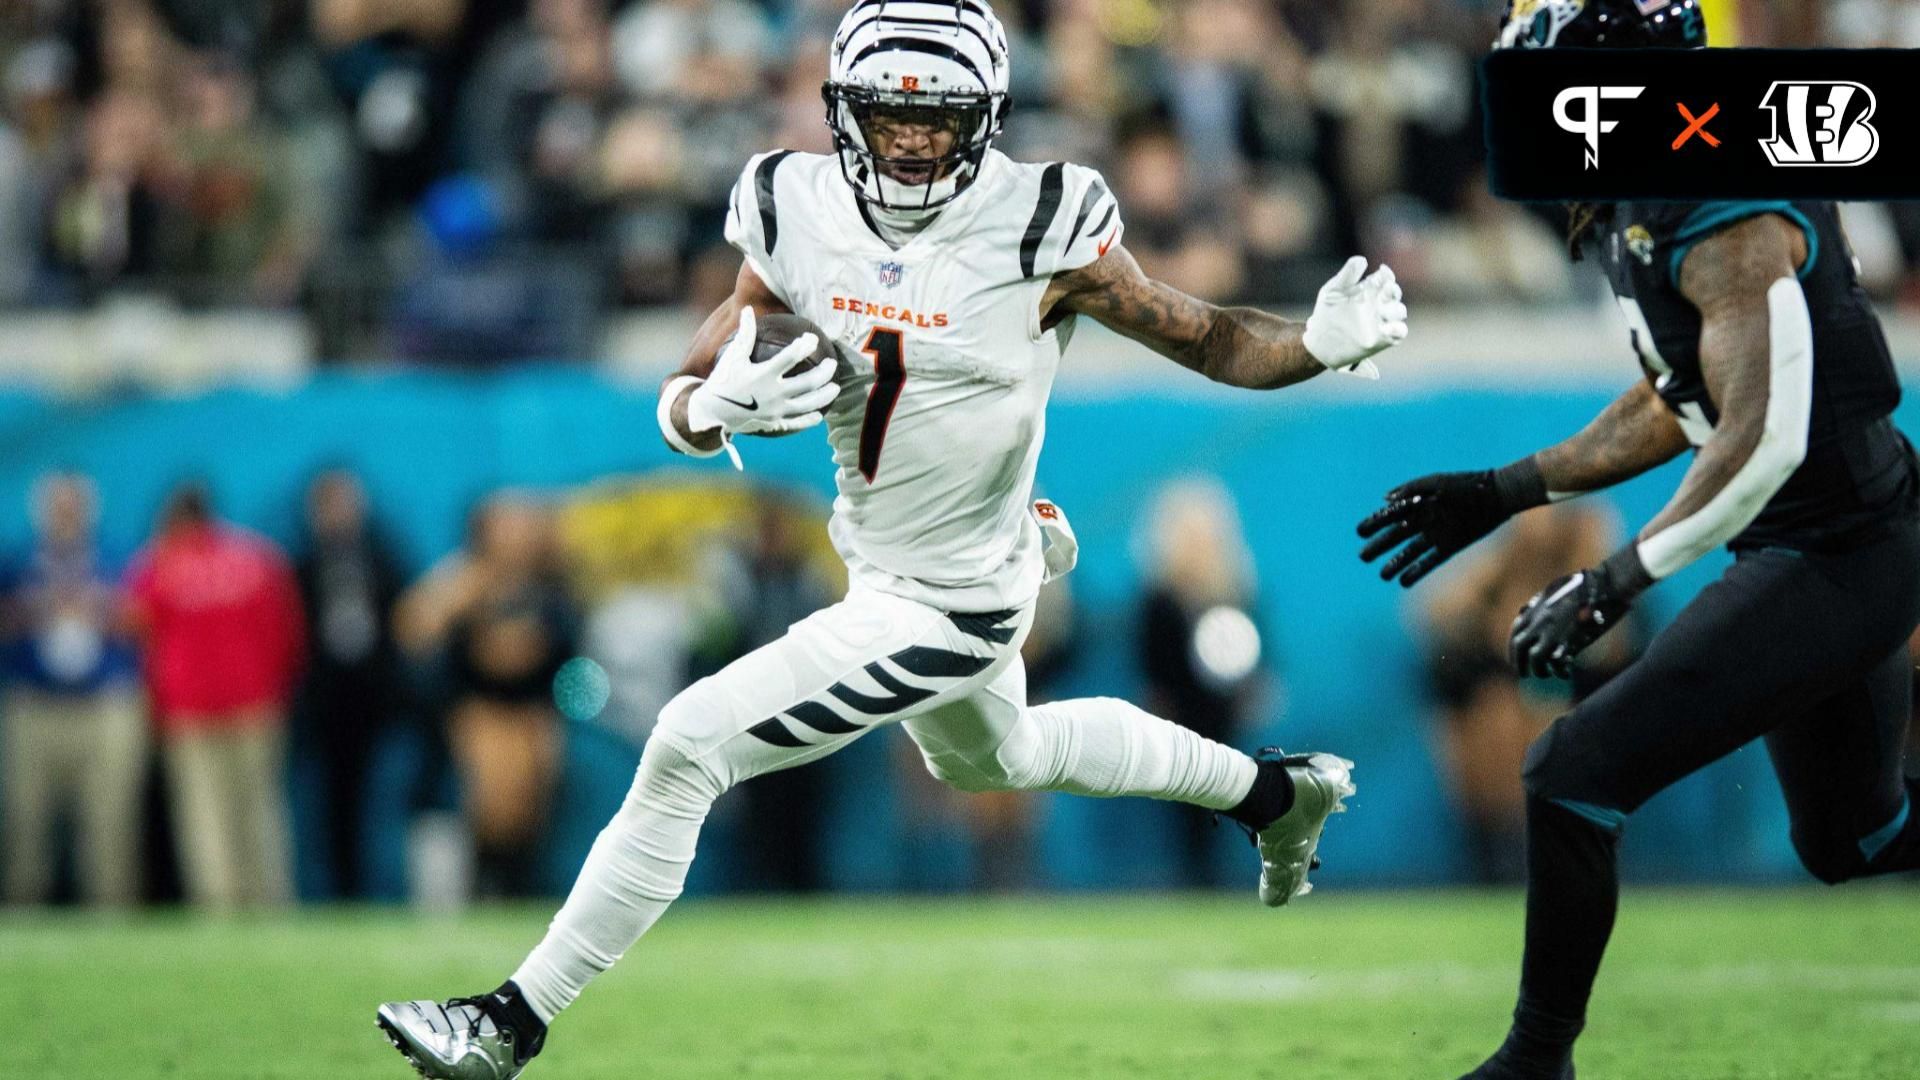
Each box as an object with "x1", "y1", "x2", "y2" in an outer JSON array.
[
  {"x1": 1553, "y1": 86, "x2": 1645, "y2": 170},
  {"x1": 1758, "y1": 81, "x2": 1879, "y2": 166}
]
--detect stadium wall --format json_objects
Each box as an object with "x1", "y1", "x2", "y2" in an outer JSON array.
[{"x1": 1, "y1": 364, "x2": 1912, "y2": 893}]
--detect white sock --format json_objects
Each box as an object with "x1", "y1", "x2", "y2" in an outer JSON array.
[
  {"x1": 1001, "y1": 696, "x2": 1256, "y2": 809},
  {"x1": 509, "y1": 739, "x2": 719, "y2": 1022}
]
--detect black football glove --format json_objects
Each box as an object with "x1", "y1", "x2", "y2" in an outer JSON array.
[
  {"x1": 1508, "y1": 547, "x2": 1653, "y2": 679},
  {"x1": 1357, "y1": 459, "x2": 1548, "y2": 587}
]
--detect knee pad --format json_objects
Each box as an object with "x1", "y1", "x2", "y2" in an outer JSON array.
[{"x1": 624, "y1": 736, "x2": 725, "y2": 820}]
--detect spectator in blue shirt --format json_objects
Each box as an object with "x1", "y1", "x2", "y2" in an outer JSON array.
[{"x1": 1, "y1": 470, "x2": 146, "y2": 907}]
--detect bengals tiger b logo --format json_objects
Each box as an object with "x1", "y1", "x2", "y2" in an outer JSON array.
[{"x1": 1758, "y1": 81, "x2": 1880, "y2": 167}]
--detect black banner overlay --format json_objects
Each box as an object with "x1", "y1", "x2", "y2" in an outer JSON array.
[{"x1": 1484, "y1": 48, "x2": 1920, "y2": 201}]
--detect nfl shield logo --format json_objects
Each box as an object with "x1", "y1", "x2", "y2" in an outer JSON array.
[{"x1": 877, "y1": 260, "x2": 905, "y2": 289}]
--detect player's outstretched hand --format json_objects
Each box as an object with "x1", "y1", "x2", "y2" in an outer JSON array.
[
  {"x1": 1357, "y1": 470, "x2": 1516, "y2": 587},
  {"x1": 1507, "y1": 571, "x2": 1619, "y2": 679},
  {"x1": 1302, "y1": 256, "x2": 1409, "y2": 380},
  {"x1": 688, "y1": 306, "x2": 841, "y2": 438},
  {"x1": 1508, "y1": 548, "x2": 1652, "y2": 677}
]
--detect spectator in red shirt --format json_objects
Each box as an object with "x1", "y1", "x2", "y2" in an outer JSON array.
[{"x1": 126, "y1": 483, "x2": 304, "y2": 910}]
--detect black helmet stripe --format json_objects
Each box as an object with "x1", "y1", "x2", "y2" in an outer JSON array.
[
  {"x1": 851, "y1": 0, "x2": 998, "y2": 21},
  {"x1": 828, "y1": 0, "x2": 1009, "y2": 213},
  {"x1": 842, "y1": 12, "x2": 998, "y2": 56},
  {"x1": 846, "y1": 0, "x2": 1001, "y2": 29},
  {"x1": 849, "y1": 37, "x2": 987, "y2": 86}
]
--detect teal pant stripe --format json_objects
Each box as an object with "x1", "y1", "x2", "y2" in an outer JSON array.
[
  {"x1": 1860, "y1": 794, "x2": 1911, "y2": 863},
  {"x1": 1553, "y1": 798, "x2": 1628, "y2": 835}
]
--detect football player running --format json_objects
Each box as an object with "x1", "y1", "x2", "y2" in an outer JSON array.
[
  {"x1": 378, "y1": 2, "x2": 1406, "y2": 1075},
  {"x1": 1359, "y1": 3, "x2": 1920, "y2": 1077}
]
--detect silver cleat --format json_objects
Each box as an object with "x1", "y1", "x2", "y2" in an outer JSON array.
[
  {"x1": 1254, "y1": 751, "x2": 1356, "y2": 906},
  {"x1": 377, "y1": 998, "x2": 532, "y2": 1080}
]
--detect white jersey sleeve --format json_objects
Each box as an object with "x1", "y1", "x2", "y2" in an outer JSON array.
[
  {"x1": 1020, "y1": 162, "x2": 1124, "y2": 279},
  {"x1": 723, "y1": 150, "x2": 799, "y2": 307}
]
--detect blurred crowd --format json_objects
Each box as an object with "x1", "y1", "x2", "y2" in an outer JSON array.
[
  {"x1": 0, "y1": 454, "x2": 1557, "y2": 910},
  {"x1": 7, "y1": 0, "x2": 1920, "y2": 364},
  {"x1": 0, "y1": 468, "x2": 599, "y2": 908},
  {"x1": 0, "y1": 461, "x2": 1269, "y2": 908},
  {"x1": 4, "y1": 459, "x2": 1916, "y2": 908}
]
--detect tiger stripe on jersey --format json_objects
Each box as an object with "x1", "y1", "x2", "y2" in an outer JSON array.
[
  {"x1": 1085, "y1": 202, "x2": 1115, "y2": 241},
  {"x1": 743, "y1": 642, "x2": 1001, "y2": 746},
  {"x1": 755, "y1": 150, "x2": 795, "y2": 255},
  {"x1": 1020, "y1": 163, "x2": 1066, "y2": 278},
  {"x1": 1068, "y1": 177, "x2": 1112, "y2": 245}
]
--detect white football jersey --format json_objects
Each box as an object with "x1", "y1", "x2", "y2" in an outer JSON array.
[{"x1": 725, "y1": 148, "x2": 1123, "y2": 613}]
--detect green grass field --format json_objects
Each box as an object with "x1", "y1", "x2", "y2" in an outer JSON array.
[{"x1": 6, "y1": 889, "x2": 1919, "y2": 1079}]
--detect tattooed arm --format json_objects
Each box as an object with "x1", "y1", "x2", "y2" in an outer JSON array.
[
  {"x1": 1629, "y1": 212, "x2": 1811, "y2": 578},
  {"x1": 1530, "y1": 379, "x2": 1691, "y2": 498},
  {"x1": 1471, "y1": 218, "x2": 1808, "y2": 501},
  {"x1": 1040, "y1": 245, "x2": 1330, "y2": 390},
  {"x1": 1502, "y1": 214, "x2": 1813, "y2": 676}
]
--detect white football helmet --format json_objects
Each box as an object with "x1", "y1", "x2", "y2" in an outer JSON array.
[{"x1": 823, "y1": 0, "x2": 1012, "y2": 213}]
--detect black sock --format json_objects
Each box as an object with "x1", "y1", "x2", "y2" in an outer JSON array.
[
  {"x1": 1490, "y1": 996, "x2": 1584, "y2": 1076},
  {"x1": 1502, "y1": 794, "x2": 1623, "y2": 1069},
  {"x1": 1224, "y1": 759, "x2": 1295, "y2": 829},
  {"x1": 491, "y1": 981, "x2": 549, "y2": 1062}
]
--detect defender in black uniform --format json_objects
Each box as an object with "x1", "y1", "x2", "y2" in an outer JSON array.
[{"x1": 1357, "y1": 3, "x2": 1920, "y2": 1077}]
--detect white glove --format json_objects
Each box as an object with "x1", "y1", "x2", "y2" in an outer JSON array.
[
  {"x1": 1301, "y1": 256, "x2": 1409, "y2": 381},
  {"x1": 686, "y1": 306, "x2": 841, "y2": 438}
]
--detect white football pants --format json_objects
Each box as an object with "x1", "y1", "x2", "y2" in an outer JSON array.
[{"x1": 510, "y1": 586, "x2": 1259, "y2": 1021}]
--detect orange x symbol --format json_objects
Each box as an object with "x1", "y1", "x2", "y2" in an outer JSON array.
[{"x1": 1673, "y1": 102, "x2": 1721, "y2": 149}]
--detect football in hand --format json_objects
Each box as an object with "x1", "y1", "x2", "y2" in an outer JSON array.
[
  {"x1": 750, "y1": 313, "x2": 836, "y2": 378},
  {"x1": 743, "y1": 312, "x2": 836, "y2": 437}
]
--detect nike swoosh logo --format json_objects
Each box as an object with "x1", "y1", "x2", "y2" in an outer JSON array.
[
  {"x1": 1542, "y1": 574, "x2": 1584, "y2": 608},
  {"x1": 1097, "y1": 229, "x2": 1118, "y2": 257},
  {"x1": 715, "y1": 394, "x2": 757, "y2": 411}
]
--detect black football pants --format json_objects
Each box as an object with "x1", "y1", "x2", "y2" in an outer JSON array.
[{"x1": 1524, "y1": 519, "x2": 1920, "y2": 882}]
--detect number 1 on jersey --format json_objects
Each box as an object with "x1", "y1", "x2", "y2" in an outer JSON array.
[{"x1": 859, "y1": 327, "x2": 906, "y2": 482}]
